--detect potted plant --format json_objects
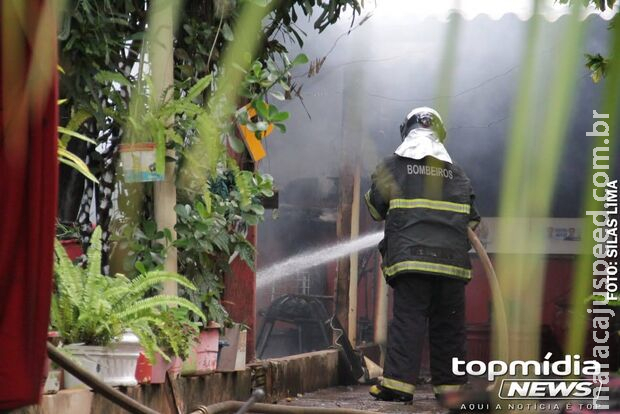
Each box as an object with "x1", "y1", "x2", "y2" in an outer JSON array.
[
  {"x1": 139, "y1": 308, "x2": 201, "y2": 383},
  {"x1": 56, "y1": 221, "x2": 83, "y2": 261},
  {"x1": 51, "y1": 226, "x2": 206, "y2": 388},
  {"x1": 181, "y1": 320, "x2": 221, "y2": 375}
]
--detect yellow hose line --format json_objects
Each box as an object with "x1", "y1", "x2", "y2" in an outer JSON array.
[{"x1": 468, "y1": 228, "x2": 509, "y2": 363}]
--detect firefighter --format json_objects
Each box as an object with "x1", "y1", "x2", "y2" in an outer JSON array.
[{"x1": 366, "y1": 107, "x2": 480, "y2": 403}]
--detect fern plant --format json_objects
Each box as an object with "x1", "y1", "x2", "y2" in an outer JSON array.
[{"x1": 51, "y1": 226, "x2": 206, "y2": 362}]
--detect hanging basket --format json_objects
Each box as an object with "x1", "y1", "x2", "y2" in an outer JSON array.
[{"x1": 119, "y1": 142, "x2": 164, "y2": 183}]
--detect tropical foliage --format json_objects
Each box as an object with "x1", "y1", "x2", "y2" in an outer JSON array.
[
  {"x1": 116, "y1": 165, "x2": 274, "y2": 325},
  {"x1": 51, "y1": 227, "x2": 206, "y2": 361},
  {"x1": 174, "y1": 167, "x2": 274, "y2": 325},
  {"x1": 56, "y1": 0, "x2": 361, "y2": 329}
]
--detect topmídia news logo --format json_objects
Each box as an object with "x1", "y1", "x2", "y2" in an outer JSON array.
[{"x1": 452, "y1": 353, "x2": 605, "y2": 400}]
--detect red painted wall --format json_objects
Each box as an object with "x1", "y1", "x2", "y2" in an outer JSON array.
[
  {"x1": 465, "y1": 256, "x2": 575, "y2": 330},
  {"x1": 224, "y1": 226, "x2": 257, "y2": 361}
]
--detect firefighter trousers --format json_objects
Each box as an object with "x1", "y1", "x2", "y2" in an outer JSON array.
[{"x1": 382, "y1": 272, "x2": 467, "y2": 395}]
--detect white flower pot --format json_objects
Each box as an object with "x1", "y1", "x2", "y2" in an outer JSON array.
[{"x1": 63, "y1": 332, "x2": 142, "y2": 388}]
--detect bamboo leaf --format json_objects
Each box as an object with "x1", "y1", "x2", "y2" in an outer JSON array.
[
  {"x1": 186, "y1": 74, "x2": 213, "y2": 101},
  {"x1": 58, "y1": 126, "x2": 96, "y2": 145},
  {"x1": 94, "y1": 70, "x2": 132, "y2": 87},
  {"x1": 58, "y1": 148, "x2": 99, "y2": 182}
]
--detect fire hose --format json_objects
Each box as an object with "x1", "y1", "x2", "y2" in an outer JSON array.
[
  {"x1": 190, "y1": 400, "x2": 377, "y2": 414},
  {"x1": 467, "y1": 227, "x2": 509, "y2": 362}
]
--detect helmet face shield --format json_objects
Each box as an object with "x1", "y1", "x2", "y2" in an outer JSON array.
[{"x1": 400, "y1": 107, "x2": 447, "y2": 142}]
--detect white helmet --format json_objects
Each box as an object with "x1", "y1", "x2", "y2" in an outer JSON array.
[{"x1": 399, "y1": 107, "x2": 447, "y2": 142}]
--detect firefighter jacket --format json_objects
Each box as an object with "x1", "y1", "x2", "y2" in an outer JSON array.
[{"x1": 364, "y1": 155, "x2": 480, "y2": 282}]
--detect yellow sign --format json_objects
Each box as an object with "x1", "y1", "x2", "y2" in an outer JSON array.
[{"x1": 237, "y1": 105, "x2": 274, "y2": 162}]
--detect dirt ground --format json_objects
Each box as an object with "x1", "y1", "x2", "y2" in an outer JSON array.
[{"x1": 277, "y1": 384, "x2": 448, "y2": 413}]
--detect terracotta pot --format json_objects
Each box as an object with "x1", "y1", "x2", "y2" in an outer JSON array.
[
  {"x1": 134, "y1": 352, "x2": 152, "y2": 384},
  {"x1": 60, "y1": 239, "x2": 82, "y2": 261},
  {"x1": 181, "y1": 328, "x2": 220, "y2": 375},
  {"x1": 149, "y1": 354, "x2": 182, "y2": 384}
]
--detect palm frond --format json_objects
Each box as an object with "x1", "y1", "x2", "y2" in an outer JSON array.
[
  {"x1": 127, "y1": 270, "x2": 198, "y2": 299},
  {"x1": 86, "y1": 227, "x2": 103, "y2": 279},
  {"x1": 118, "y1": 295, "x2": 206, "y2": 322},
  {"x1": 53, "y1": 240, "x2": 84, "y2": 309},
  {"x1": 52, "y1": 229, "x2": 203, "y2": 356}
]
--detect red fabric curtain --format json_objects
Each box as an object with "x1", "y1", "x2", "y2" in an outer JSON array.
[{"x1": 0, "y1": 1, "x2": 58, "y2": 409}]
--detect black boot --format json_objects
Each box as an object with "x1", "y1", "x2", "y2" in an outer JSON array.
[{"x1": 369, "y1": 384, "x2": 413, "y2": 402}]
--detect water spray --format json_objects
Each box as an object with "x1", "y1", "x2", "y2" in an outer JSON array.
[{"x1": 256, "y1": 231, "x2": 383, "y2": 289}]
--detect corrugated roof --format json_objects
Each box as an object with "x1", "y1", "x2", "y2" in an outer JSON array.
[{"x1": 368, "y1": 0, "x2": 618, "y2": 22}]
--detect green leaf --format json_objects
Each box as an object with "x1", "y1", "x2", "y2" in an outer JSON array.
[
  {"x1": 58, "y1": 126, "x2": 97, "y2": 145},
  {"x1": 252, "y1": 61, "x2": 262, "y2": 77},
  {"x1": 291, "y1": 53, "x2": 309, "y2": 67},
  {"x1": 86, "y1": 227, "x2": 104, "y2": 280},
  {"x1": 270, "y1": 91, "x2": 286, "y2": 101},
  {"x1": 186, "y1": 74, "x2": 213, "y2": 101},
  {"x1": 228, "y1": 136, "x2": 246, "y2": 153},
  {"x1": 119, "y1": 295, "x2": 207, "y2": 323},
  {"x1": 254, "y1": 100, "x2": 269, "y2": 119},
  {"x1": 270, "y1": 111, "x2": 289, "y2": 122},
  {"x1": 58, "y1": 148, "x2": 99, "y2": 183},
  {"x1": 279, "y1": 80, "x2": 291, "y2": 92},
  {"x1": 175, "y1": 204, "x2": 191, "y2": 219},
  {"x1": 196, "y1": 201, "x2": 208, "y2": 218},
  {"x1": 135, "y1": 261, "x2": 147, "y2": 275},
  {"x1": 93, "y1": 70, "x2": 132, "y2": 87},
  {"x1": 222, "y1": 22, "x2": 234, "y2": 42},
  {"x1": 163, "y1": 228, "x2": 172, "y2": 241},
  {"x1": 143, "y1": 220, "x2": 157, "y2": 238}
]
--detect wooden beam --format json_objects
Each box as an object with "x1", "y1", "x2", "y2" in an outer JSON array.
[
  {"x1": 335, "y1": 165, "x2": 353, "y2": 333},
  {"x1": 335, "y1": 60, "x2": 364, "y2": 338},
  {"x1": 347, "y1": 165, "x2": 361, "y2": 345}
]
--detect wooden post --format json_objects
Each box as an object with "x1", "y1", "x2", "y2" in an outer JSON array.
[
  {"x1": 335, "y1": 60, "x2": 363, "y2": 338},
  {"x1": 347, "y1": 165, "x2": 361, "y2": 345},
  {"x1": 335, "y1": 166, "x2": 353, "y2": 333},
  {"x1": 154, "y1": 153, "x2": 177, "y2": 295},
  {"x1": 150, "y1": 0, "x2": 177, "y2": 295}
]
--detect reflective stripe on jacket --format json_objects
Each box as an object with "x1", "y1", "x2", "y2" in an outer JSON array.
[{"x1": 364, "y1": 155, "x2": 480, "y2": 282}]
